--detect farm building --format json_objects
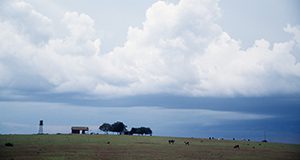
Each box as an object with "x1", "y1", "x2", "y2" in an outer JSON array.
[{"x1": 71, "y1": 126, "x2": 89, "y2": 134}]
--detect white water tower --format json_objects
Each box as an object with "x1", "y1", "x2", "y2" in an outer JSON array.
[{"x1": 38, "y1": 120, "x2": 43, "y2": 134}]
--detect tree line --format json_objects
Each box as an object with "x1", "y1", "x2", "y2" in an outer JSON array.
[{"x1": 99, "y1": 121, "x2": 152, "y2": 136}]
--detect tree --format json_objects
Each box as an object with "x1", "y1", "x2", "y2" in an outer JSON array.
[
  {"x1": 136, "y1": 127, "x2": 143, "y2": 135},
  {"x1": 129, "y1": 127, "x2": 152, "y2": 136},
  {"x1": 129, "y1": 127, "x2": 138, "y2": 135},
  {"x1": 99, "y1": 123, "x2": 111, "y2": 134},
  {"x1": 139, "y1": 127, "x2": 152, "y2": 136},
  {"x1": 144, "y1": 127, "x2": 152, "y2": 136},
  {"x1": 111, "y1": 121, "x2": 127, "y2": 135}
]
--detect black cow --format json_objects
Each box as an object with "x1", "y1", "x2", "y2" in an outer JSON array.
[
  {"x1": 5, "y1": 143, "x2": 13, "y2": 147},
  {"x1": 168, "y1": 140, "x2": 175, "y2": 144}
]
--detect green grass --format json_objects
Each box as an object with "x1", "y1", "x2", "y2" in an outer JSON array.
[{"x1": 0, "y1": 134, "x2": 299, "y2": 160}]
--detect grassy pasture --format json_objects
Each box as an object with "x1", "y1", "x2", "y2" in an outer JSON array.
[{"x1": 0, "y1": 134, "x2": 299, "y2": 160}]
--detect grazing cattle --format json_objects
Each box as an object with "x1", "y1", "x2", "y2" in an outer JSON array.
[
  {"x1": 107, "y1": 141, "x2": 110, "y2": 144},
  {"x1": 5, "y1": 143, "x2": 13, "y2": 147},
  {"x1": 168, "y1": 140, "x2": 175, "y2": 144},
  {"x1": 252, "y1": 146, "x2": 256, "y2": 149},
  {"x1": 233, "y1": 145, "x2": 240, "y2": 149},
  {"x1": 184, "y1": 141, "x2": 190, "y2": 145}
]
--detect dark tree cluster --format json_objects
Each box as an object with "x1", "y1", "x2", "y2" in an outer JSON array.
[
  {"x1": 99, "y1": 121, "x2": 127, "y2": 135},
  {"x1": 99, "y1": 123, "x2": 111, "y2": 134},
  {"x1": 99, "y1": 121, "x2": 152, "y2": 136},
  {"x1": 125, "y1": 127, "x2": 152, "y2": 136}
]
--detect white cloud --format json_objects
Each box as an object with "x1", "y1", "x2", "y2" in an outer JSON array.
[
  {"x1": 284, "y1": 24, "x2": 300, "y2": 45},
  {"x1": 0, "y1": 0, "x2": 52, "y2": 44},
  {"x1": 0, "y1": 0, "x2": 299, "y2": 98}
]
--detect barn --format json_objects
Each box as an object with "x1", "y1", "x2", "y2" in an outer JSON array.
[{"x1": 71, "y1": 126, "x2": 89, "y2": 134}]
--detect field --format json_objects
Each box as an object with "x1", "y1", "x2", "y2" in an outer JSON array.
[{"x1": 0, "y1": 134, "x2": 299, "y2": 160}]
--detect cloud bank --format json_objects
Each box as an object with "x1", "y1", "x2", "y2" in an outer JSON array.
[
  {"x1": 0, "y1": 101, "x2": 273, "y2": 134},
  {"x1": 0, "y1": 0, "x2": 300, "y2": 98}
]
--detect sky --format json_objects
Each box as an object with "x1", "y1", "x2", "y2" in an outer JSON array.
[{"x1": 0, "y1": 0, "x2": 300, "y2": 144}]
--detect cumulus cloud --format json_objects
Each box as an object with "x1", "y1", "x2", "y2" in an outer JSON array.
[
  {"x1": 0, "y1": 0, "x2": 52, "y2": 43},
  {"x1": 0, "y1": 0, "x2": 300, "y2": 99}
]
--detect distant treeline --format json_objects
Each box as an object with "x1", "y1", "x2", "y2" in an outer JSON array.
[{"x1": 99, "y1": 121, "x2": 152, "y2": 136}]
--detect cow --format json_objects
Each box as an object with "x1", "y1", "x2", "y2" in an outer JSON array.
[
  {"x1": 168, "y1": 140, "x2": 175, "y2": 144},
  {"x1": 233, "y1": 144, "x2": 240, "y2": 149},
  {"x1": 5, "y1": 143, "x2": 13, "y2": 147},
  {"x1": 184, "y1": 141, "x2": 190, "y2": 146}
]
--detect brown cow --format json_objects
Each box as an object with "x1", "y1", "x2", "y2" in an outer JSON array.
[{"x1": 233, "y1": 144, "x2": 240, "y2": 149}]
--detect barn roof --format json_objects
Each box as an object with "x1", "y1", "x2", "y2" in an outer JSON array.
[{"x1": 71, "y1": 126, "x2": 89, "y2": 131}]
